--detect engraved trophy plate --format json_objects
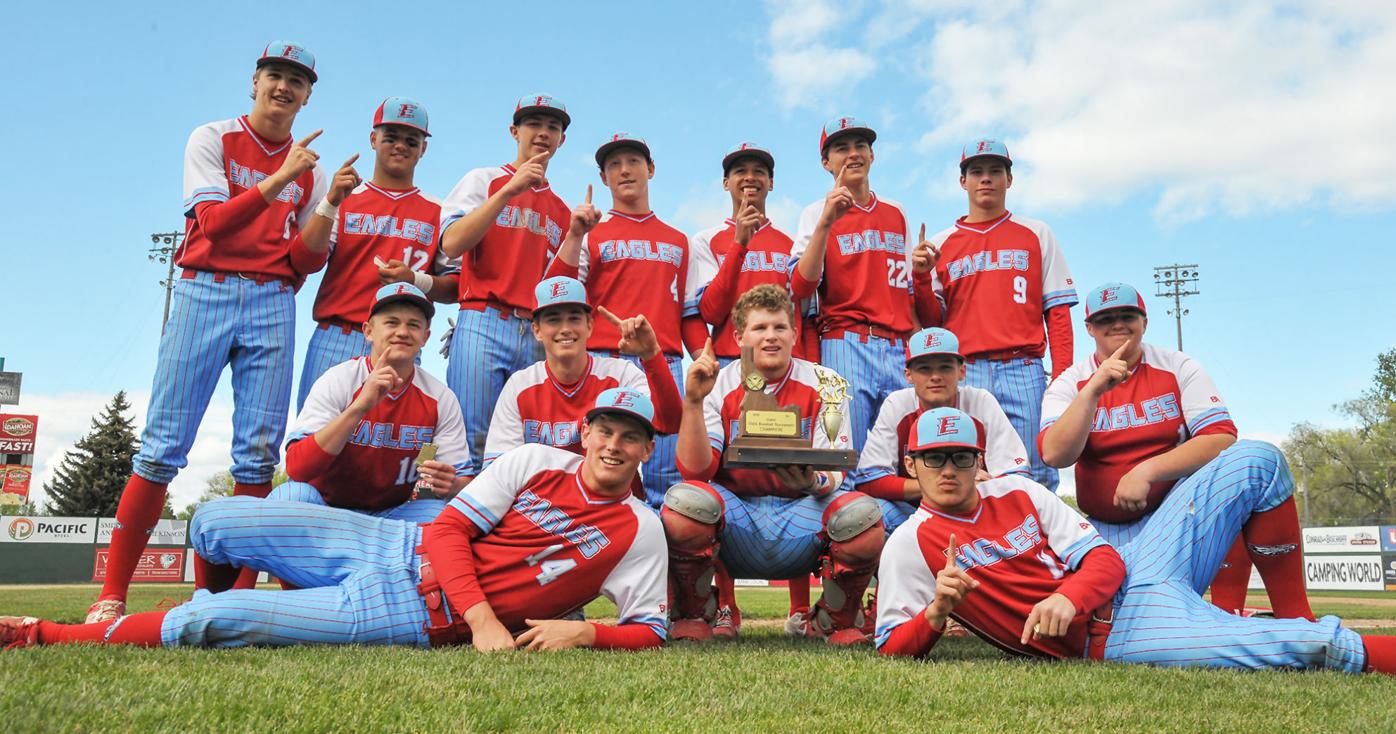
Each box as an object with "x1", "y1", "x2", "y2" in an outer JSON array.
[
  {"x1": 723, "y1": 347, "x2": 858, "y2": 470},
  {"x1": 414, "y1": 443, "x2": 439, "y2": 498}
]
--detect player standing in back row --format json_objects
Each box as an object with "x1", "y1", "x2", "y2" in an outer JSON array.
[
  {"x1": 791, "y1": 117, "x2": 940, "y2": 453},
  {"x1": 927, "y1": 139, "x2": 1077, "y2": 491},
  {"x1": 438, "y1": 95, "x2": 572, "y2": 476},
  {"x1": 91, "y1": 41, "x2": 351, "y2": 623}
]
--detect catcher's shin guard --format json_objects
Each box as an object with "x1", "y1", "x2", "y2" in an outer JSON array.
[
  {"x1": 810, "y1": 493, "x2": 884, "y2": 640},
  {"x1": 661, "y1": 482, "x2": 724, "y2": 622}
]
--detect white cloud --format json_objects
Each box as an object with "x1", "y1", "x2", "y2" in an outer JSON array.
[
  {"x1": 765, "y1": 0, "x2": 879, "y2": 111},
  {"x1": 11, "y1": 391, "x2": 237, "y2": 515}
]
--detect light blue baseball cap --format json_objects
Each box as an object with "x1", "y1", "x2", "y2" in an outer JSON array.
[
  {"x1": 595, "y1": 132, "x2": 651, "y2": 168},
  {"x1": 514, "y1": 93, "x2": 571, "y2": 129},
  {"x1": 723, "y1": 142, "x2": 775, "y2": 176},
  {"x1": 960, "y1": 138, "x2": 1012, "y2": 171},
  {"x1": 371, "y1": 282, "x2": 434, "y2": 319},
  {"x1": 533, "y1": 276, "x2": 591, "y2": 315},
  {"x1": 257, "y1": 40, "x2": 317, "y2": 83},
  {"x1": 373, "y1": 97, "x2": 430, "y2": 136},
  {"x1": 906, "y1": 327, "x2": 963, "y2": 364},
  {"x1": 819, "y1": 116, "x2": 876, "y2": 155},
  {"x1": 908, "y1": 407, "x2": 984, "y2": 454},
  {"x1": 585, "y1": 387, "x2": 657, "y2": 436},
  {"x1": 1084, "y1": 282, "x2": 1147, "y2": 321}
]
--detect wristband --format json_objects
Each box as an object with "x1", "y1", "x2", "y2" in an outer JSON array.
[
  {"x1": 412, "y1": 270, "x2": 434, "y2": 293},
  {"x1": 314, "y1": 198, "x2": 339, "y2": 220}
]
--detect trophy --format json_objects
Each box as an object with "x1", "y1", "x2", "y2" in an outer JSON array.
[{"x1": 722, "y1": 347, "x2": 858, "y2": 470}]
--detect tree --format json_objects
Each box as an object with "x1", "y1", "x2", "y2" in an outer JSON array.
[
  {"x1": 177, "y1": 467, "x2": 289, "y2": 520},
  {"x1": 1284, "y1": 349, "x2": 1396, "y2": 526},
  {"x1": 42, "y1": 392, "x2": 172, "y2": 518}
]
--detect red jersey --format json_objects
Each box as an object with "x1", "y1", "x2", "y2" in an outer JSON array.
[
  {"x1": 854, "y1": 385, "x2": 1030, "y2": 492},
  {"x1": 691, "y1": 358, "x2": 853, "y2": 498},
  {"x1": 441, "y1": 445, "x2": 668, "y2": 634},
  {"x1": 439, "y1": 165, "x2": 570, "y2": 313},
  {"x1": 685, "y1": 220, "x2": 795, "y2": 358},
  {"x1": 312, "y1": 183, "x2": 448, "y2": 324},
  {"x1": 791, "y1": 193, "x2": 917, "y2": 336},
  {"x1": 875, "y1": 477, "x2": 1114, "y2": 659},
  {"x1": 1040, "y1": 343, "x2": 1237, "y2": 523},
  {"x1": 929, "y1": 213, "x2": 1077, "y2": 357},
  {"x1": 179, "y1": 116, "x2": 328, "y2": 280},
  {"x1": 285, "y1": 358, "x2": 470, "y2": 511},
  {"x1": 547, "y1": 211, "x2": 691, "y2": 356}
]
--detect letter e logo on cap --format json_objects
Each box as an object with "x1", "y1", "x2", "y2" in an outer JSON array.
[
  {"x1": 937, "y1": 416, "x2": 959, "y2": 435},
  {"x1": 1100, "y1": 286, "x2": 1119, "y2": 304}
]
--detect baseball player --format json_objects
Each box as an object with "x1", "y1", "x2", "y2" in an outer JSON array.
[
  {"x1": 685, "y1": 143, "x2": 810, "y2": 364},
  {"x1": 296, "y1": 97, "x2": 459, "y2": 411},
  {"x1": 926, "y1": 139, "x2": 1077, "y2": 492},
  {"x1": 483, "y1": 276, "x2": 681, "y2": 470},
  {"x1": 790, "y1": 117, "x2": 940, "y2": 454},
  {"x1": 854, "y1": 327, "x2": 1030, "y2": 533},
  {"x1": 664, "y1": 284, "x2": 881, "y2": 644},
  {"x1": 1039, "y1": 282, "x2": 1311, "y2": 619},
  {"x1": 4, "y1": 390, "x2": 669, "y2": 653},
  {"x1": 437, "y1": 94, "x2": 572, "y2": 476},
  {"x1": 873, "y1": 408, "x2": 1396, "y2": 675},
  {"x1": 260, "y1": 283, "x2": 469, "y2": 536},
  {"x1": 91, "y1": 41, "x2": 354, "y2": 623},
  {"x1": 546, "y1": 133, "x2": 701, "y2": 508}
]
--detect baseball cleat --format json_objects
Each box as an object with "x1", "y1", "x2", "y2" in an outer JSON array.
[
  {"x1": 783, "y1": 609, "x2": 808, "y2": 637},
  {"x1": 1, "y1": 616, "x2": 41, "y2": 650},
  {"x1": 825, "y1": 628, "x2": 871, "y2": 646},
  {"x1": 85, "y1": 598, "x2": 125, "y2": 624},
  {"x1": 670, "y1": 618, "x2": 715, "y2": 642},
  {"x1": 712, "y1": 606, "x2": 740, "y2": 640}
]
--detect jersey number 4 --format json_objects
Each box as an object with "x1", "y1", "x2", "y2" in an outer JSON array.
[{"x1": 524, "y1": 543, "x2": 578, "y2": 586}]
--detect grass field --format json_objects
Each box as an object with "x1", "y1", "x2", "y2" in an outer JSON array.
[{"x1": 2, "y1": 585, "x2": 1393, "y2": 732}]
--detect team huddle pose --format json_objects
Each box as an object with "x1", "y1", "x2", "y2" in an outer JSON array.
[{"x1": 4, "y1": 41, "x2": 1395, "y2": 676}]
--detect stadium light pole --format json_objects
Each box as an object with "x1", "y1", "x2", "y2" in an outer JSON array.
[
  {"x1": 148, "y1": 231, "x2": 184, "y2": 333},
  {"x1": 1153, "y1": 264, "x2": 1199, "y2": 351}
]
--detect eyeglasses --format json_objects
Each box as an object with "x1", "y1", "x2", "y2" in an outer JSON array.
[
  {"x1": 1088, "y1": 311, "x2": 1142, "y2": 326},
  {"x1": 915, "y1": 450, "x2": 978, "y2": 469}
]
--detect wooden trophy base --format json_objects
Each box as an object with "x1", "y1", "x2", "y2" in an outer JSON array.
[{"x1": 723, "y1": 438, "x2": 859, "y2": 471}]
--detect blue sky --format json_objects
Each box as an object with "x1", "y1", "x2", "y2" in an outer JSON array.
[{"x1": 3, "y1": 1, "x2": 1394, "y2": 508}]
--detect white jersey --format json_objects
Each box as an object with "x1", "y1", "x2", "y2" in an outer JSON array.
[{"x1": 854, "y1": 386, "x2": 1031, "y2": 486}]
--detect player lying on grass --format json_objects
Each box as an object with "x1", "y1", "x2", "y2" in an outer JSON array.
[
  {"x1": 264, "y1": 283, "x2": 470, "y2": 532},
  {"x1": 665, "y1": 284, "x2": 880, "y2": 644},
  {"x1": 874, "y1": 407, "x2": 1396, "y2": 673},
  {"x1": 853, "y1": 326, "x2": 1029, "y2": 533},
  {"x1": 1039, "y1": 282, "x2": 1310, "y2": 619},
  {"x1": 2, "y1": 390, "x2": 668, "y2": 652}
]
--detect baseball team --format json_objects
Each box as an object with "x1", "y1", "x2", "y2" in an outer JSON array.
[{"x1": 5, "y1": 41, "x2": 1394, "y2": 675}]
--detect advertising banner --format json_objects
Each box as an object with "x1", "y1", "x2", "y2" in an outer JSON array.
[
  {"x1": 1384, "y1": 553, "x2": 1396, "y2": 592},
  {"x1": 1301, "y1": 526, "x2": 1381, "y2": 554},
  {"x1": 0, "y1": 414, "x2": 37, "y2": 454},
  {"x1": 97, "y1": 518, "x2": 187, "y2": 546},
  {"x1": 92, "y1": 548, "x2": 186, "y2": 582},
  {"x1": 0, "y1": 515, "x2": 97, "y2": 543},
  {"x1": 1382, "y1": 526, "x2": 1396, "y2": 553},
  {"x1": 1, "y1": 465, "x2": 33, "y2": 503},
  {"x1": 1303, "y1": 555, "x2": 1385, "y2": 591}
]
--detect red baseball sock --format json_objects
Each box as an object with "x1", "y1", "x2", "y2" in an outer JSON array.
[
  {"x1": 230, "y1": 482, "x2": 272, "y2": 590},
  {"x1": 36, "y1": 610, "x2": 167, "y2": 647},
  {"x1": 1362, "y1": 635, "x2": 1396, "y2": 674},
  {"x1": 1243, "y1": 497, "x2": 1314, "y2": 620},
  {"x1": 98, "y1": 475, "x2": 169, "y2": 602},
  {"x1": 1209, "y1": 536, "x2": 1252, "y2": 614},
  {"x1": 788, "y1": 575, "x2": 811, "y2": 615}
]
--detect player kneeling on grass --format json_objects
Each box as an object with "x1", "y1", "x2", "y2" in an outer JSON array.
[
  {"x1": 874, "y1": 407, "x2": 1396, "y2": 674},
  {"x1": 2, "y1": 390, "x2": 669, "y2": 652},
  {"x1": 265, "y1": 282, "x2": 470, "y2": 532},
  {"x1": 666, "y1": 284, "x2": 880, "y2": 644}
]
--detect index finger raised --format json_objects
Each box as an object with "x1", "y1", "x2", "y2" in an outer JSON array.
[
  {"x1": 595, "y1": 305, "x2": 624, "y2": 327},
  {"x1": 919, "y1": 222, "x2": 926, "y2": 243},
  {"x1": 945, "y1": 532, "x2": 957, "y2": 569},
  {"x1": 1109, "y1": 339, "x2": 1131, "y2": 361},
  {"x1": 584, "y1": 184, "x2": 592, "y2": 205},
  {"x1": 296, "y1": 129, "x2": 324, "y2": 148},
  {"x1": 341, "y1": 153, "x2": 360, "y2": 168}
]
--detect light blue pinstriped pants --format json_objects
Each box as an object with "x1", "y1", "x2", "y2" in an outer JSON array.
[
  {"x1": 162, "y1": 496, "x2": 431, "y2": 648},
  {"x1": 268, "y1": 480, "x2": 447, "y2": 524},
  {"x1": 1105, "y1": 440, "x2": 1366, "y2": 671},
  {"x1": 296, "y1": 325, "x2": 370, "y2": 412},
  {"x1": 710, "y1": 484, "x2": 843, "y2": 580},
  {"x1": 602, "y1": 352, "x2": 685, "y2": 509},
  {"x1": 133, "y1": 272, "x2": 295, "y2": 485},
  {"x1": 447, "y1": 306, "x2": 541, "y2": 475},
  {"x1": 820, "y1": 334, "x2": 908, "y2": 454},
  {"x1": 963, "y1": 356, "x2": 1058, "y2": 492}
]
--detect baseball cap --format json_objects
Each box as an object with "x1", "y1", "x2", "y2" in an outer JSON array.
[
  {"x1": 373, "y1": 97, "x2": 430, "y2": 136},
  {"x1": 595, "y1": 132, "x2": 651, "y2": 168},
  {"x1": 256, "y1": 41, "x2": 317, "y2": 83},
  {"x1": 960, "y1": 139, "x2": 1012, "y2": 171},
  {"x1": 722, "y1": 142, "x2": 775, "y2": 176},
  {"x1": 907, "y1": 407, "x2": 985, "y2": 454},
  {"x1": 513, "y1": 93, "x2": 571, "y2": 129},
  {"x1": 819, "y1": 117, "x2": 877, "y2": 155},
  {"x1": 533, "y1": 276, "x2": 591, "y2": 315},
  {"x1": 1084, "y1": 282, "x2": 1147, "y2": 321},
  {"x1": 905, "y1": 327, "x2": 964, "y2": 365},
  {"x1": 370, "y1": 282, "x2": 435, "y2": 319},
  {"x1": 585, "y1": 387, "x2": 657, "y2": 437}
]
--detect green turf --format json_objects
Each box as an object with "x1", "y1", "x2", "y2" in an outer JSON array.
[{"x1": 2, "y1": 585, "x2": 1394, "y2": 732}]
